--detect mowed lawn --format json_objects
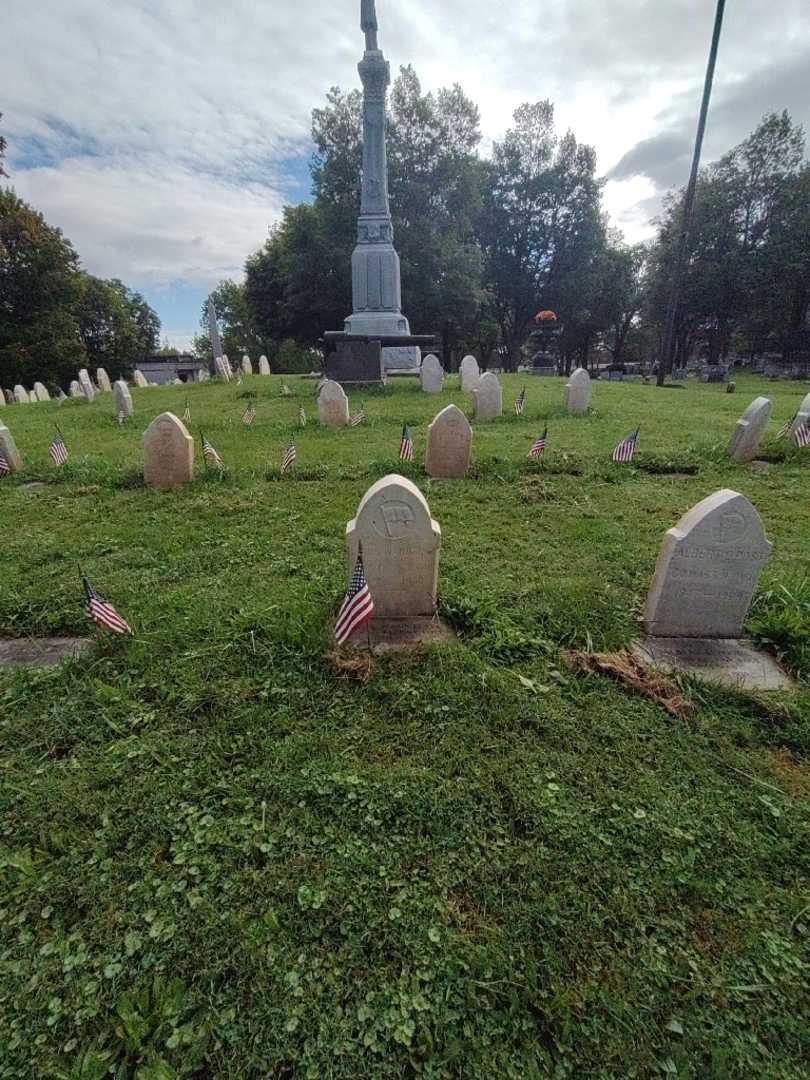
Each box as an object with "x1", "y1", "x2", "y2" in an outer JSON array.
[{"x1": 1, "y1": 373, "x2": 809, "y2": 1079}]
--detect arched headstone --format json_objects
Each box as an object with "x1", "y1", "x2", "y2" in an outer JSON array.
[
  {"x1": 113, "y1": 380, "x2": 134, "y2": 419},
  {"x1": 96, "y1": 368, "x2": 112, "y2": 392},
  {"x1": 258, "y1": 355, "x2": 271, "y2": 375},
  {"x1": 472, "y1": 372, "x2": 502, "y2": 420},
  {"x1": 318, "y1": 380, "x2": 350, "y2": 427},
  {"x1": 241, "y1": 355, "x2": 253, "y2": 376},
  {"x1": 69, "y1": 381, "x2": 83, "y2": 399},
  {"x1": 143, "y1": 412, "x2": 194, "y2": 489},
  {"x1": 563, "y1": 368, "x2": 591, "y2": 415},
  {"x1": 0, "y1": 424, "x2": 23, "y2": 472},
  {"x1": 459, "y1": 355, "x2": 480, "y2": 393},
  {"x1": 790, "y1": 391, "x2": 810, "y2": 438},
  {"x1": 133, "y1": 370, "x2": 149, "y2": 388},
  {"x1": 13, "y1": 385, "x2": 30, "y2": 404},
  {"x1": 346, "y1": 475, "x2": 441, "y2": 618},
  {"x1": 727, "y1": 396, "x2": 771, "y2": 463},
  {"x1": 420, "y1": 354, "x2": 444, "y2": 394},
  {"x1": 0, "y1": 388, "x2": 5, "y2": 407},
  {"x1": 425, "y1": 404, "x2": 472, "y2": 478},
  {"x1": 33, "y1": 382, "x2": 50, "y2": 402}
]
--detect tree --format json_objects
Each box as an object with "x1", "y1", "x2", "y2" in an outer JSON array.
[
  {"x1": 74, "y1": 275, "x2": 159, "y2": 376},
  {"x1": 0, "y1": 112, "x2": 7, "y2": 178}
]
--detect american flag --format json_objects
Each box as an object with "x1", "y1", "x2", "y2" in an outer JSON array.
[
  {"x1": 399, "y1": 423, "x2": 414, "y2": 462},
  {"x1": 298, "y1": 406, "x2": 307, "y2": 428},
  {"x1": 0, "y1": 451, "x2": 10, "y2": 477},
  {"x1": 183, "y1": 400, "x2": 191, "y2": 423},
  {"x1": 350, "y1": 405, "x2": 367, "y2": 427},
  {"x1": 281, "y1": 384, "x2": 293, "y2": 397},
  {"x1": 794, "y1": 418, "x2": 810, "y2": 449},
  {"x1": 775, "y1": 413, "x2": 796, "y2": 440},
  {"x1": 83, "y1": 578, "x2": 132, "y2": 635},
  {"x1": 281, "y1": 441, "x2": 297, "y2": 473},
  {"x1": 612, "y1": 427, "x2": 639, "y2": 463},
  {"x1": 335, "y1": 550, "x2": 375, "y2": 645},
  {"x1": 242, "y1": 403, "x2": 257, "y2": 426},
  {"x1": 202, "y1": 434, "x2": 224, "y2": 469},
  {"x1": 514, "y1": 388, "x2": 526, "y2": 416},
  {"x1": 529, "y1": 427, "x2": 547, "y2": 459},
  {"x1": 49, "y1": 430, "x2": 68, "y2": 466}
]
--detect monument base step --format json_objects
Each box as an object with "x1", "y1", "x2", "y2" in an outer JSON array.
[
  {"x1": 0, "y1": 637, "x2": 92, "y2": 669},
  {"x1": 632, "y1": 637, "x2": 793, "y2": 692},
  {"x1": 347, "y1": 616, "x2": 456, "y2": 653}
]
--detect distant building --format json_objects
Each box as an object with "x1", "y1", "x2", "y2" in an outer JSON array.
[{"x1": 139, "y1": 354, "x2": 209, "y2": 385}]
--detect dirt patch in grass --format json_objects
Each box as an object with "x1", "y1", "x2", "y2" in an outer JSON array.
[
  {"x1": 760, "y1": 748, "x2": 810, "y2": 796},
  {"x1": 566, "y1": 649, "x2": 694, "y2": 718}
]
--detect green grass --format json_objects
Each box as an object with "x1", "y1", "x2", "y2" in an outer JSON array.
[{"x1": 1, "y1": 373, "x2": 809, "y2": 1079}]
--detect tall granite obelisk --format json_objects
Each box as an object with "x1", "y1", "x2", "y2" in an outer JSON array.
[{"x1": 344, "y1": 0, "x2": 419, "y2": 370}]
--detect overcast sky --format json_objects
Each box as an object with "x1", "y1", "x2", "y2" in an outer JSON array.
[{"x1": 4, "y1": 0, "x2": 809, "y2": 347}]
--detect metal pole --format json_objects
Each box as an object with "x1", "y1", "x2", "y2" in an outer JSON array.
[{"x1": 657, "y1": 0, "x2": 726, "y2": 386}]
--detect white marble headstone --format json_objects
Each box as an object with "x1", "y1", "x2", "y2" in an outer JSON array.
[
  {"x1": 143, "y1": 412, "x2": 194, "y2": 489},
  {"x1": 113, "y1": 380, "x2": 134, "y2": 419},
  {"x1": 259, "y1": 355, "x2": 271, "y2": 375},
  {"x1": 0, "y1": 424, "x2": 23, "y2": 472},
  {"x1": 33, "y1": 382, "x2": 50, "y2": 402},
  {"x1": 0, "y1": 388, "x2": 5, "y2": 407},
  {"x1": 13, "y1": 385, "x2": 29, "y2": 404},
  {"x1": 425, "y1": 404, "x2": 473, "y2": 478},
  {"x1": 69, "y1": 381, "x2": 83, "y2": 398},
  {"x1": 318, "y1": 380, "x2": 350, "y2": 427},
  {"x1": 241, "y1": 355, "x2": 253, "y2": 376},
  {"x1": 459, "y1": 355, "x2": 480, "y2": 393},
  {"x1": 96, "y1": 368, "x2": 112, "y2": 393},
  {"x1": 133, "y1": 370, "x2": 149, "y2": 388},
  {"x1": 727, "y1": 396, "x2": 771, "y2": 462},
  {"x1": 563, "y1": 368, "x2": 592, "y2": 415},
  {"x1": 472, "y1": 372, "x2": 503, "y2": 421},
  {"x1": 346, "y1": 475, "x2": 441, "y2": 618},
  {"x1": 420, "y1": 354, "x2": 444, "y2": 394}
]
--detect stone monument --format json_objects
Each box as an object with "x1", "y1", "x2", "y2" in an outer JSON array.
[
  {"x1": 459, "y1": 356, "x2": 480, "y2": 393},
  {"x1": 727, "y1": 396, "x2": 771, "y2": 463},
  {"x1": 96, "y1": 368, "x2": 112, "y2": 393},
  {"x1": 241, "y1": 355, "x2": 253, "y2": 376},
  {"x1": 318, "y1": 380, "x2": 350, "y2": 427},
  {"x1": 133, "y1": 370, "x2": 149, "y2": 388},
  {"x1": 143, "y1": 412, "x2": 195, "y2": 489},
  {"x1": 69, "y1": 381, "x2": 83, "y2": 398},
  {"x1": 207, "y1": 300, "x2": 223, "y2": 370},
  {"x1": 13, "y1": 385, "x2": 29, "y2": 404},
  {"x1": 472, "y1": 372, "x2": 503, "y2": 421},
  {"x1": 0, "y1": 389, "x2": 5, "y2": 407},
  {"x1": 0, "y1": 424, "x2": 23, "y2": 473},
  {"x1": 425, "y1": 404, "x2": 472, "y2": 478},
  {"x1": 420, "y1": 354, "x2": 444, "y2": 394},
  {"x1": 564, "y1": 368, "x2": 592, "y2": 415},
  {"x1": 33, "y1": 382, "x2": 50, "y2": 402},
  {"x1": 259, "y1": 356, "x2": 271, "y2": 375},
  {"x1": 113, "y1": 380, "x2": 134, "y2": 419}
]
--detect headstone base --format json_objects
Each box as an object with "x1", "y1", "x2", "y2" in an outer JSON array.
[
  {"x1": 632, "y1": 637, "x2": 792, "y2": 692},
  {"x1": 325, "y1": 341, "x2": 384, "y2": 386},
  {"x1": 346, "y1": 616, "x2": 456, "y2": 654},
  {"x1": 383, "y1": 345, "x2": 421, "y2": 372},
  {"x1": 0, "y1": 638, "x2": 92, "y2": 669}
]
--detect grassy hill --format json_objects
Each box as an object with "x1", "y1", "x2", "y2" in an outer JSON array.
[{"x1": 1, "y1": 373, "x2": 808, "y2": 1078}]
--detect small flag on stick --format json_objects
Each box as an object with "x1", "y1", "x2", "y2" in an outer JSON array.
[
  {"x1": 350, "y1": 405, "x2": 367, "y2": 427},
  {"x1": 335, "y1": 548, "x2": 375, "y2": 645},
  {"x1": 514, "y1": 388, "x2": 526, "y2": 416},
  {"x1": 298, "y1": 406, "x2": 307, "y2": 428},
  {"x1": 201, "y1": 433, "x2": 224, "y2": 470},
  {"x1": 182, "y1": 399, "x2": 191, "y2": 423},
  {"x1": 83, "y1": 578, "x2": 132, "y2": 635},
  {"x1": 775, "y1": 414, "x2": 796, "y2": 440},
  {"x1": 399, "y1": 423, "x2": 414, "y2": 462},
  {"x1": 242, "y1": 403, "x2": 256, "y2": 426},
  {"x1": 794, "y1": 419, "x2": 810, "y2": 449},
  {"x1": 612, "y1": 427, "x2": 639, "y2": 463},
  {"x1": 281, "y1": 441, "x2": 297, "y2": 474},
  {"x1": 49, "y1": 429, "x2": 68, "y2": 466},
  {"x1": 529, "y1": 427, "x2": 547, "y2": 459},
  {"x1": 281, "y1": 384, "x2": 293, "y2": 397},
  {"x1": 0, "y1": 451, "x2": 10, "y2": 477}
]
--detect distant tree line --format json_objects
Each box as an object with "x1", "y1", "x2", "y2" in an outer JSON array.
[{"x1": 199, "y1": 69, "x2": 808, "y2": 373}]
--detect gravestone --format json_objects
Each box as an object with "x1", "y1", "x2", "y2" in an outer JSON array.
[
  {"x1": 0, "y1": 388, "x2": 5, "y2": 407},
  {"x1": 81, "y1": 380, "x2": 96, "y2": 401},
  {"x1": 69, "y1": 381, "x2": 83, "y2": 399},
  {"x1": 28, "y1": 386, "x2": 40, "y2": 402},
  {"x1": 222, "y1": 355, "x2": 233, "y2": 378},
  {"x1": 0, "y1": 424, "x2": 23, "y2": 472},
  {"x1": 318, "y1": 380, "x2": 350, "y2": 427},
  {"x1": 459, "y1": 355, "x2": 480, "y2": 393},
  {"x1": 96, "y1": 368, "x2": 112, "y2": 392},
  {"x1": 259, "y1": 355, "x2": 271, "y2": 375},
  {"x1": 133, "y1": 370, "x2": 149, "y2": 388},
  {"x1": 33, "y1": 382, "x2": 50, "y2": 402},
  {"x1": 472, "y1": 371, "x2": 503, "y2": 420},
  {"x1": 346, "y1": 475, "x2": 441, "y2": 619},
  {"x1": 214, "y1": 357, "x2": 231, "y2": 381},
  {"x1": 241, "y1": 355, "x2": 253, "y2": 376},
  {"x1": 13, "y1": 385, "x2": 29, "y2": 404},
  {"x1": 727, "y1": 396, "x2": 771, "y2": 463},
  {"x1": 425, "y1": 404, "x2": 472, "y2": 479},
  {"x1": 143, "y1": 412, "x2": 194, "y2": 489},
  {"x1": 563, "y1": 368, "x2": 592, "y2": 415},
  {"x1": 113, "y1": 380, "x2": 134, "y2": 419},
  {"x1": 420, "y1": 354, "x2": 444, "y2": 394},
  {"x1": 790, "y1": 391, "x2": 810, "y2": 438},
  {"x1": 325, "y1": 340, "x2": 384, "y2": 386}
]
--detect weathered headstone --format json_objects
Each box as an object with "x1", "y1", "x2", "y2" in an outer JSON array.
[
  {"x1": 143, "y1": 412, "x2": 194, "y2": 489},
  {"x1": 113, "y1": 380, "x2": 134, "y2": 419},
  {"x1": 0, "y1": 388, "x2": 5, "y2": 407},
  {"x1": 472, "y1": 372, "x2": 503, "y2": 421},
  {"x1": 259, "y1": 355, "x2": 271, "y2": 375},
  {"x1": 420, "y1": 354, "x2": 444, "y2": 394},
  {"x1": 318, "y1": 380, "x2": 350, "y2": 427},
  {"x1": 727, "y1": 396, "x2": 771, "y2": 463},
  {"x1": 241, "y1": 355, "x2": 253, "y2": 376},
  {"x1": 13, "y1": 385, "x2": 30, "y2": 404},
  {"x1": 133, "y1": 370, "x2": 149, "y2": 388},
  {"x1": 81, "y1": 380, "x2": 96, "y2": 402},
  {"x1": 563, "y1": 368, "x2": 592, "y2": 415},
  {"x1": 96, "y1": 368, "x2": 112, "y2": 393},
  {"x1": 0, "y1": 424, "x2": 23, "y2": 472},
  {"x1": 425, "y1": 404, "x2": 472, "y2": 479},
  {"x1": 790, "y1": 391, "x2": 810, "y2": 438},
  {"x1": 69, "y1": 381, "x2": 83, "y2": 399},
  {"x1": 346, "y1": 475, "x2": 441, "y2": 618},
  {"x1": 459, "y1": 355, "x2": 480, "y2": 393},
  {"x1": 33, "y1": 382, "x2": 50, "y2": 402}
]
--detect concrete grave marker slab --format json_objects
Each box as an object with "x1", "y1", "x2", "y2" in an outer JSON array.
[
  {"x1": 113, "y1": 380, "x2": 134, "y2": 419},
  {"x1": 346, "y1": 475, "x2": 441, "y2": 619},
  {"x1": 790, "y1": 391, "x2": 810, "y2": 438},
  {"x1": 96, "y1": 368, "x2": 112, "y2": 392},
  {"x1": 472, "y1": 372, "x2": 503, "y2": 421},
  {"x1": 459, "y1": 355, "x2": 480, "y2": 393},
  {"x1": 259, "y1": 355, "x2": 271, "y2": 375},
  {"x1": 0, "y1": 424, "x2": 23, "y2": 472},
  {"x1": 13, "y1": 385, "x2": 29, "y2": 404},
  {"x1": 33, "y1": 382, "x2": 50, "y2": 402},
  {"x1": 318, "y1": 380, "x2": 350, "y2": 427},
  {"x1": 563, "y1": 368, "x2": 592, "y2": 415},
  {"x1": 133, "y1": 370, "x2": 149, "y2": 388},
  {"x1": 143, "y1": 412, "x2": 194, "y2": 489},
  {"x1": 425, "y1": 404, "x2": 472, "y2": 478},
  {"x1": 0, "y1": 638, "x2": 92, "y2": 669},
  {"x1": 727, "y1": 396, "x2": 771, "y2": 463},
  {"x1": 420, "y1": 354, "x2": 444, "y2": 394},
  {"x1": 241, "y1": 355, "x2": 253, "y2": 376}
]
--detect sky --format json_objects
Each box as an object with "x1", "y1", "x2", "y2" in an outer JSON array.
[{"x1": 4, "y1": 0, "x2": 809, "y2": 349}]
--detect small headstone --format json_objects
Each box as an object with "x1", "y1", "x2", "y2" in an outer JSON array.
[
  {"x1": 133, "y1": 370, "x2": 149, "y2": 388},
  {"x1": 0, "y1": 638, "x2": 92, "y2": 669},
  {"x1": 459, "y1": 355, "x2": 480, "y2": 393},
  {"x1": 259, "y1": 356, "x2": 271, "y2": 375},
  {"x1": 0, "y1": 424, "x2": 23, "y2": 472},
  {"x1": 143, "y1": 412, "x2": 194, "y2": 489},
  {"x1": 644, "y1": 489, "x2": 771, "y2": 639},
  {"x1": 420, "y1": 354, "x2": 444, "y2": 394},
  {"x1": 69, "y1": 381, "x2": 83, "y2": 399},
  {"x1": 33, "y1": 382, "x2": 50, "y2": 402},
  {"x1": 346, "y1": 475, "x2": 441, "y2": 618},
  {"x1": 790, "y1": 391, "x2": 810, "y2": 438},
  {"x1": 96, "y1": 368, "x2": 112, "y2": 392},
  {"x1": 563, "y1": 368, "x2": 592, "y2": 415},
  {"x1": 13, "y1": 385, "x2": 29, "y2": 404},
  {"x1": 198, "y1": 369, "x2": 210, "y2": 382},
  {"x1": 241, "y1": 355, "x2": 253, "y2": 376},
  {"x1": 57, "y1": 390, "x2": 68, "y2": 403},
  {"x1": 425, "y1": 404, "x2": 472, "y2": 479},
  {"x1": 82, "y1": 381, "x2": 96, "y2": 402},
  {"x1": 472, "y1": 372, "x2": 503, "y2": 421},
  {"x1": 727, "y1": 396, "x2": 771, "y2": 463},
  {"x1": 113, "y1": 380, "x2": 134, "y2": 419},
  {"x1": 0, "y1": 388, "x2": 5, "y2": 407},
  {"x1": 318, "y1": 380, "x2": 350, "y2": 427}
]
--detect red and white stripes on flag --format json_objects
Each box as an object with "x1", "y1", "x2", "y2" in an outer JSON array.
[
  {"x1": 350, "y1": 406, "x2": 367, "y2": 427},
  {"x1": 794, "y1": 419, "x2": 810, "y2": 449},
  {"x1": 399, "y1": 423, "x2": 414, "y2": 462},
  {"x1": 299, "y1": 406, "x2": 307, "y2": 428},
  {"x1": 242, "y1": 404, "x2": 257, "y2": 426},
  {"x1": 0, "y1": 451, "x2": 10, "y2": 477},
  {"x1": 612, "y1": 427, "x2": 639, "y2": 463},
  {"x1": 775, "y1": 414, "x2": 796, "y2": 440},
  {"x1": 281, "y1": 384, "x2": 293, "y2": 397},
  {"x1": 202, "y1": 435, "x2": 224, "y2": 469},
  {"x1": 529, "y1": 427, "x2": 547, "y2": 459},
  {"x1": 514, "y1": 388, "x2": 526, "y2": 416},
  {"x1": 83, "y1": 578, "x2": 132, "y2": 635},
  {"x1": 335, "y1": 550, "x2": 375, "y2": 645},
  {"x1": 49, "y1": 430, "x2": 68, "y2": 466},
  {"x1": 281, "y1": 441, "x2": 297, "y2": 473}
]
